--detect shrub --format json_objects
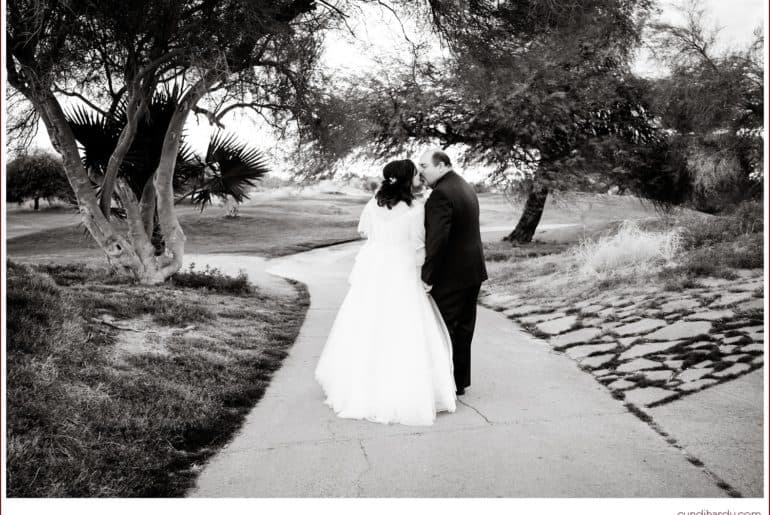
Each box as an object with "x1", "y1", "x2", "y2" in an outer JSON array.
[
  {"x1": 659, "y1": 270, "x2": 703, "y2": 291},
  {"x1": 726, "y1": 200, "x2": 763, "y2": 234},
  {"x1": 484, "y1": 249, "x2": 514, "y2": 262},
  {"x1": 673, "y1": 201, "x2": 763, "y2": 275},
  {"x1": 572, "y1": 220, "x2": 683, "y2": 278},
  {"x1": 171, "y1": 263, "x2": 252, "y2": 295},
  {"x1": 623, "y1": 135, "x2": 693, "y2": 206},
  {"x1": 38, "y1": 263, "x2": 134, "y2": 286},
  {"x1": 678, "y1": 248, "x2": 740, "y2": 278},
  {"x1": 721, "y1": 235, "x2": 763, "y2": 269},
  {"x1": 681, "y1": 216, "x2": 733, "y2": 249},
  {"x1": 686, "y1": 136, "x2": 763, "y2": 213}
]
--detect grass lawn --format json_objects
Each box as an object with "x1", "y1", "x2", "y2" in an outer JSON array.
[
  {"x1": 5, "y1": 261, "x2": 309, "y2": 497},
  {"x1": 7, "y1": 190, "x2": 664, "y2": 260},
  {"x1": 6, "y1": 194, "x2": 369, "y2": 263},
  {"x1": 6, "y1": 190, "x2": 667, "y2": 265},
  {"x1": 477, "y1": 190, "x2": 660, "y2": 228}
]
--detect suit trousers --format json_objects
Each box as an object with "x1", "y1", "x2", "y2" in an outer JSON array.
[{"x1": 431, "y1": 283, "x2": 481, "y2": 390}]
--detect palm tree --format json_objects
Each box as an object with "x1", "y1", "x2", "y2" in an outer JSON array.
[{"x1": 65, "y1": 86, "x2": 269, "y2": 250}]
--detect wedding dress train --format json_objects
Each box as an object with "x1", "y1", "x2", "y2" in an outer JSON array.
[{"x1": 314, "y1": 196, "x2": 457, "y2": 426}]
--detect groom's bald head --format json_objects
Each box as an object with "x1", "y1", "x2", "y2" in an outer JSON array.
[{"x1": 418, "y1": 148, "x2": 453, "y2": 187}]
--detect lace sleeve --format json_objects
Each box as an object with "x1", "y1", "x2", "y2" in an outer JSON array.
[{"x1": 357, "y1": 197, "x2": 376, "y2": 238}]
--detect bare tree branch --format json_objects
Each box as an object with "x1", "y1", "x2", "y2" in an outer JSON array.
[
  {"x1": 53, "y1": 85, "x2": 109, "y2": 116},
  {"x1": 192, "y1": 105, "x2": 225, "y2": 128},
  {"x1": 318, "y1": 0, "x2": 356, "y2": 36}
]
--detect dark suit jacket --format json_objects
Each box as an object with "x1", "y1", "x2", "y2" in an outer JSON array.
[{"x1": 422, "y1": 171, "x2": 488, "y2": 295}]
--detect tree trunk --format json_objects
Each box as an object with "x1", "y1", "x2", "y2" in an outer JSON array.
[
  {"x1": 115, "y1": 180, "x2": 166, "y2": 283},
  {"x1": 34, "y1": 197, "x2": 39, "y2": 210},
  {"x1": 140, "y1": 180, "x2": 157, "y2": 241},
  {"x1": 504, "y1": 183, "x2": 549, "y2": 244},
  {"x1": 140, "y1": 181, "x2": 165, "y2": 255},
  {"x1": 9, "y1": 70, "x2": 219, "y2": 284},
  {"x1": 33, "y1": 89, "x2": 149, "y2": 275},
  {"x1": 152, "y1": 70, "x2": 224, "y2": 281},
  {"x1": 99, "y1": 82, "x2": 149, "y2": 218}
]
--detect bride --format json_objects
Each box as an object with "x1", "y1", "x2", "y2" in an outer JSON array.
[{"x1": 314, "y1": 159, "x2": 457, "y2": 426}]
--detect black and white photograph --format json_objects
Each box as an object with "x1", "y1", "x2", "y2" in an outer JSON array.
[{"x1": 1, "y1": 0, "x2": 768, "y2": 511}]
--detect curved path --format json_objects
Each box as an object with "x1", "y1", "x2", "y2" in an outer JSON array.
[{"x1": 189, "y1": 242, "x2": 727, "y2": 497}]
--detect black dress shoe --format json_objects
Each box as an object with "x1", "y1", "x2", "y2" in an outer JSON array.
[{"x1": 456, "y1": 387, "x2": 465, "y2": 396}]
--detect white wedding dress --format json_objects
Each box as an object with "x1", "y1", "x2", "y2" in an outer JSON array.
[{"x1": 314, "y1": 196, "x2": 457, "y2": 426}]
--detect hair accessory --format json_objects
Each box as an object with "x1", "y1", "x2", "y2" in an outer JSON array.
[{"x1": 387, "y1": 176, "x2": 397, "y2": 184}]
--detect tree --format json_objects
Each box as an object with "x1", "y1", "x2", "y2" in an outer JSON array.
[
  {"x1": 64, "y1": 88, "x2": 270, "y2": 245},
  {"x1": 334, "y1": 0, "x2": 680, "y2": 242},
  {"x1": 647, "y1": 1, "x2": 763, "y2": 212},
  {"x1": 6, "y1": 151, "x2": 74, "y2": 210},
  {"x1": 6, "y1": 0, "x2": 331, "y2": 283}
]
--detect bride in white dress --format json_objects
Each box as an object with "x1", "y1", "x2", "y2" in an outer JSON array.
[{"x1": 314, "y1": 159, "x2": 457, "y2": 426}]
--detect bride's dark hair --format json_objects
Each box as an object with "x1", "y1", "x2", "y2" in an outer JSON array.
[{"x1": 375, "y1": 159, "x2": 416, "y2": 210}]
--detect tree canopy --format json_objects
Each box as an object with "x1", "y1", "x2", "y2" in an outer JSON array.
[
  {"x1": 646, "y1": 2, "x2": 763, "y2": 212},
  {"x1": 320, "y1": 0, "x2": 680, "y2": 241},
  {"x1": 6, "y1": 0, "x2": 339, "y2": 282},
  {"x1": 6, "y1": 151, "x2": 74, "y2": 210}
]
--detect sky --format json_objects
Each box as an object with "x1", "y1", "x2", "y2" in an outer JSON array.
[{"x1": 18, "y1": 0, "x2": 767, "y2": 181}]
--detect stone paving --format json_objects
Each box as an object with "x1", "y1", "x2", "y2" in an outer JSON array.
[{"x1": 479, "y1": 273, "x2": 765, "y2": 410}]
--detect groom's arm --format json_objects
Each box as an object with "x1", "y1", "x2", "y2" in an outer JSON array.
[{"x1": 422, "y1": 189, "x2": 452, "y2": 286}]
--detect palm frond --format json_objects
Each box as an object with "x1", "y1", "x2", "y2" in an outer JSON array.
[
  {"x1": 174, "y1": 142, "x2": 206, "y2": 197},
  {"x1": 187, "y1": 131, "x2": 270, "y2": 209},
  {"x1": 64, "y1": 87, "x2": 269, "y2": 212},
  {"x1": 112, "y1": 87, "x2": 185, "y2": 196},
  {"x1": 64, "y1": 105, "x2": 121, "y2": 174}
]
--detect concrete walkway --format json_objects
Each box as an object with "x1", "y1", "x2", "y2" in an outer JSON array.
[
  {"x1": 649, "y1": 369, "x2": 765, "y2": 497},
  {"x1": 190, "y1": 242, "x2": 728, "y2": 497}
]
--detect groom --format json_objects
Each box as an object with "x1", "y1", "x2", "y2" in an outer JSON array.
[{"x1": 419, "y1": 149, "x2": 487, "y2": 396}]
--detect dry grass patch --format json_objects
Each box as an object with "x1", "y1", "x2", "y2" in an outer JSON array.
[
  {"x1": 483, "y1": 201, "x2": 763, "y2": 304},
  {"x1": 572, "y1": 220, "x2": 683, "y2": 278}
]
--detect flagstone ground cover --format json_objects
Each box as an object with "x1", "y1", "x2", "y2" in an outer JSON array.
[{"x1": 481, "y1": 204, "x2": 764, "y2": 410}]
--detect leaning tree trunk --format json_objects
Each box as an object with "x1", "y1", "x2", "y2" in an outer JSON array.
[
  {"x1": 33, "y1": 89, "x2": 149, "y2": 275},
  {"x1": 504, "y1": 182, "x2": 549, "y2": 244},
  {"x1": 7, "y1": 52, "x2": 170, "y2": 282},
  {"x1": 99, "y1": 75, "x2": 156, "y2": 218}
]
